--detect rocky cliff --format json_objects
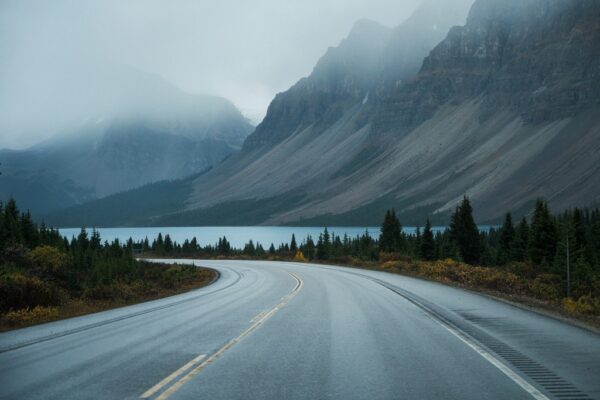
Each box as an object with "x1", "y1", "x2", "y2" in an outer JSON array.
[
  {"x1": 46, "y1": 0, "x2": 600, "y2": 226},
  {"x1": 372, "y1": 0, "x2": 600, "y2": 132}
]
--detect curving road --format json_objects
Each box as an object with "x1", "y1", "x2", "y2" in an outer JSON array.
[{"x1": 1, "y1": 260, "x2": 599, "y2": 400}]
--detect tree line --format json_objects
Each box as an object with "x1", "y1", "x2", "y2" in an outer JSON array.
[
  {"x1": 137, "y1": 197, "x2": 600, "y2": 299},
  {"x1": 0, "y1": 198, "x2": 204, "y2": 320}
]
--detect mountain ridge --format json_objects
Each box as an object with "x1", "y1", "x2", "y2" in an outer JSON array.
[
  {"x1": 0, "y1": 67, "x2": 253, "y2": 215},
  {"x1": 43, "y1": 0, "x2": 600, "y2": 227}
]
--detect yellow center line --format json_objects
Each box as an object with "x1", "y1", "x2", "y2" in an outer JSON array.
[
  {"x1": 141, "y1": 271, "x2": 303, "y2": 400},
  {"x1": 140, "y1": 353, "x2": 207, "y2": 398}
]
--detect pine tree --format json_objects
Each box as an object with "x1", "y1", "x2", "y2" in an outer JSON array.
[
  {"x1": 379, "y1": 210, "x2": 402, "y2": 252},
  {"x1": 290, "y1": 234, "x2": 298, "y2": 253},
  {"x1": 305, "y1": 236, "x2": 315, "y2": 260},
  {"x1": 449, "y1": 196, "x2": 481, "y2": 265},
  {"x1": 164, "y1": 234, "x2": 174, "y2": 254},
  {"x1": 420, "y1": 219, "x2": 435, "y2": 261},
  {"x1": 530, "y1": 199, "x2": 558, "y2": 267},
  {"x1": 243, "y1": 240, "x2": 256, "y2": 256},
  {"x1": 3, "y1": 198, "x2": 21, "y2": 245},
  {"x1": 414, "y1": 226, "x2": 421, "y2": 257},
  {"x1": 511, "y1": 218, "x2": 530, "y2": 262},
  {"x1": 498, "y1": 213, "x2": 515, "y2": 264},
  {"x1": 316, "y1": 234, "x2": 327, "y2": 260},
  {"x1": 592, "y1": 220, "x2": 600, "y2": 267},
  {"x1": 20, "y1": 211, "x2": 38, "y2": 248}
]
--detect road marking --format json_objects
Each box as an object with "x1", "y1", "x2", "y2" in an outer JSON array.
[
  {"x1": 140, "y1": 354, "x2": 206, "y2": 398},
  {"x1": 432, "y1": 316, "x2": 550, "y2": 400},
  {"x1": 294, "y1": 264, "x2": 552, "y2": 400},
  {"x1": 142, "y1": 271, "x2": 303, "y2": 400},
  {"x1": 367, "y1": 278, "x2": 550, "y2": 400}
]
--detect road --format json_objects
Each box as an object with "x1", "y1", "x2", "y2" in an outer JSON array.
[{"x1": 1, "y1": 260, "x2": 599, "y2": 400}]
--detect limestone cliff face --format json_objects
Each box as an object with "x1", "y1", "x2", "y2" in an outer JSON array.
[
  {"x1": 243, "y1": 19, "x2": 392, "y2": 149},
  {"x1": 46, "y1": 0, "x2": 600, "y2": 226},
  {"x1": 180, "y1": 0, "x2": 600, "y2": 224},
  {"x1": 244, "y1": 0, "x2": 472, "y2": 149},
  {"x1": 373, "y1": 0, "x2": 600, "y2": 132}
]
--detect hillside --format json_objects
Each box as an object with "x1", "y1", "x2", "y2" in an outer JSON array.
[
  {"x1": 46, "y1": 0, "x2": 600, "y2": 226},
  {"x1": 0, "y1": 67, "x2": 253, "y2": 215}
]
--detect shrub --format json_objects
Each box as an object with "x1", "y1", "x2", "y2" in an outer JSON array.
[
  {"x1": 2, "y1": 306, "x2": 60, "y2": 326},
  {"x1": 294, "y1": 251, "x2": 307, "y2": 262},
  {"x1": 29, "y1": 245, "x2": 67, "y2": 275},
  {"x1": 563, "y1": 296, "x2": 600, "y2": 316},
  {"x1": 529, "y1": 274, "x2": 562, "y2": 301},
  {"x1": 0, "y1": 271, "x2": 66, "y2": 311},
  {"x1": 83, "y1": 281, "x2": 134, "y2": 301}
]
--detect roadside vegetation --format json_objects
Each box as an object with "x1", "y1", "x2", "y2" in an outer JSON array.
[
  {"x1": 137, "y1": 197, "x2": 600, "y2": 325},
  {"x1": 0, "y1": 198, "x2": 215, "y2": 331}
]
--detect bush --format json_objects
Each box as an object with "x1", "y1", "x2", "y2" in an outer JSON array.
[
  {"x1": 83, "y1": 281, "x2": 134, "y2": 301},
  {"x1": 563, "y1": 296, "x2": 600, "y2": 316},
  {"x1": 2, "y1": 306, "x2": 60, "y2": 326},
  {"x1": 29, "y1": 245, "x2": 67, "y2": 275},
  {"x1": 529, "y1": 274, "x2": 562, "y2": 301},
  {"x1": 294, "y1": 251, "x2": 307, "y2": 262},
  {"x1": 0, "y1": 271, "x2": 66, "y2": 312}
]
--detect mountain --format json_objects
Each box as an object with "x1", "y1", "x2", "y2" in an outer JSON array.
[
  {"x1": 47, "y1": 0, "x2": 600, "y2": 227},
  {"x1": 0, "y1": 68, "x2": 253, "y2": 215}
]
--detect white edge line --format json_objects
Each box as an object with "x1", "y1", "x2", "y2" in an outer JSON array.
[{"x1": 431, "y1": 316, "x2": 550, "y2": 400}]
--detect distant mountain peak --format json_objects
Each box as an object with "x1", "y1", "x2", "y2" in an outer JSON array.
[{"x1": 347, "y1": 18, "x2": 390, "y2": 39}]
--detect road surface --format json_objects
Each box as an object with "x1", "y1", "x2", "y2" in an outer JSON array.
[{"x1": 1, "y1": 260, "x2": 599, "y2": 400}]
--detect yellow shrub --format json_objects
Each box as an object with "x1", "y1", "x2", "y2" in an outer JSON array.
[
  {"x1": 29, "y1": 246, "x2": 67, "y2": 274},
  {"x1": 3, "y1": 306, "x2": 60, "y2": 326},
  {"x1": 564, "y1": 295, "x2": 600, "y2": 316},
  {"x1": 294, "y1": 251, "x2": 307, "y2": 262}
]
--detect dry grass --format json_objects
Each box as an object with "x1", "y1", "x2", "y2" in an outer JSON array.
[{"x1": 0, "y1": 265, "x2": 216, "y2": 332}]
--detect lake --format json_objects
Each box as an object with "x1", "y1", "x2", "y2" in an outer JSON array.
[{"x1": 57, "y1": 226, "x2": 452, "y2": 249}]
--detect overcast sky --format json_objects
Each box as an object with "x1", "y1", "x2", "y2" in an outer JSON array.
[{"x1": 0, "y1": 0, "x2": 422, "y2": 149}]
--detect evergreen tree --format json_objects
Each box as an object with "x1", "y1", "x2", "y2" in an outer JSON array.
[
  {"x1": 420, "y1": 219, "x2": 435, "y2": 261},
  {"x1": 290, "y1": 234, "x2": 298, "y2": 253},
  {"x1": 498, "y1": 213, "x2": 515, "y2": 264},
  {"x1": 414, "y1": 226, "x2": 421, "y2": 257},
  {"x1": 243, "y1": 240, "x2": 256, "y2": 256},
  {"x1": 217, "y1": 236, "x2": 231, "y2": 255},
  {"x1": 20, "y1": 211, "x2": 37, "y2": 248},
  {"x1": 449, "y1": 196, "x2": 481, "y2": 265},
  {"x1": 3, "y1": 198, "x2": 21, "y2": 245},
  {"x1": 592, "y1": 219, "x2": 600, "y2": 267},
  {"x1": 316, "y1": 233, "x2": 328, "y2": 260},
  {"x1": 164, "y1": 234, "x2": 174, "y2": 254},
  {"x1": 305, "y1": 235, "x2": 315, "y2": 260},
  {"x1": 512, "y1": 218, "x2": 530, "y2": 262},
  {"x1": 530, "y1": 199, "x2": 558, "y2": 267},
  {"x1": 379, "y1": 210, "x2": 402, "y2": 252}
]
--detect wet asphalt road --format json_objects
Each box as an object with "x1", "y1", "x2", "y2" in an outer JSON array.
[{"x1": 1, "y1": 260, "x2": 599, "y2": 400}]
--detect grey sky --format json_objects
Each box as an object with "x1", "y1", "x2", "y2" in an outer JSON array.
[{"x1": 0, "y1": 0, "x2": 421, "y2": 149}]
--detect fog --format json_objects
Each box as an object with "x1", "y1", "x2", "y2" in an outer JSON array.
[{"x1": 0, "y1": 0, "x2": 423, "y2": 149}]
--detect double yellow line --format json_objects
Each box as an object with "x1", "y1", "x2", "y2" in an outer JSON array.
[{"x1": 140, "y1": 271, "x2": 304, "y2": 400}]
